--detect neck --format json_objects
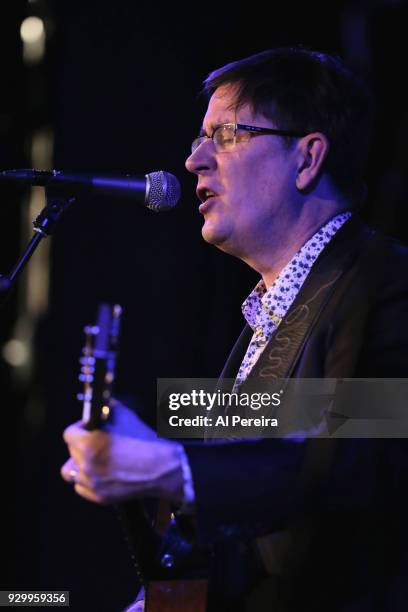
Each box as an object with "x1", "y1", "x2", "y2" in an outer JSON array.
[{"x1": 242, "y1": 199, "x2": 351, "y2": 287}]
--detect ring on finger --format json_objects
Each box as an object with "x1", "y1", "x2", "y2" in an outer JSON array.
[{"x1": 69, "y1": 468, "x2": 78, "y2": 483}]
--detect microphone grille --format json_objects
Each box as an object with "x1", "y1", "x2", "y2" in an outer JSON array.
[{"x1": 145, "y1": 171, "x2": 180, "y2": 211}]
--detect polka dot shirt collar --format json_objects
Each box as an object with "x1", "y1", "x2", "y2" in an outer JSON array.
[{"x1": 242, "y1": 212, "x2": 352, "y2": 336}]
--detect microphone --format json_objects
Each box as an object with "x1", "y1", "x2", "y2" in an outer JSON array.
[{"x1": 0, "y1": 169, "x2": 181, "y2": 211}]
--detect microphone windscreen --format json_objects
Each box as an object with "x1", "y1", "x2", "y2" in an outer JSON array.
[{"x1": 146, "y1": 171, "x2": 181, "y2": 211}]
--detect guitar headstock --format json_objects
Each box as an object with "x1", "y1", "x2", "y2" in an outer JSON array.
[{"x1": 78, "y1": 303, "x2": 122, "y2": 430}]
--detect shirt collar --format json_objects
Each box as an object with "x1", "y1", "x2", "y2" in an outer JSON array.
[{"x1": 242, "y1": 212, "x2": 352, "y2": 335}]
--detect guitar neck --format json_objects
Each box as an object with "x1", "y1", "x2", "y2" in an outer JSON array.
[
  {"x1": 78, "y1": 303, "x2": 208, "y2": 610},
  {"x1": 78, "y1": 304, "x2": 162, "y2": 581},
  {"x1": 80, "y1": 303, "x2": 121, "y2": 430}
]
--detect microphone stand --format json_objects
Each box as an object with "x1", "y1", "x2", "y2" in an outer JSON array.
[{"x1": 0, "y1": 187, "x2": 76, "y2": 304}]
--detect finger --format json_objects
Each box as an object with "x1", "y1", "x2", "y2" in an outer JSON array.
[
  {"x1": 61, "y1": 461, "x2": 92, "y2": 490},
  {"x1": 68, "y1": 446, "x2": 86, "y2": 470},
  {"x1": 73, "y1": 482, "x2": 106, "y2": 504},
  {"x1": 61, "y1": 458, "x2": 79, "y2": 483},
  {"x1": 63, "y1": 421, "x2": 88, "y2": 445}
]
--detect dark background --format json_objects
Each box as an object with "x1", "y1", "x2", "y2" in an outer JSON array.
[{"x1": 1, "y1": 1, "x2": 408, "y2": 610}]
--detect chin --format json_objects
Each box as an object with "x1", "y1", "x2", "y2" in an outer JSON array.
[
  {"x1": 202, "y1": 220, "x2": 227, "y2": 245},
  {"x1": 201, "y1": 221, "x2": 238, "y2": 255}
]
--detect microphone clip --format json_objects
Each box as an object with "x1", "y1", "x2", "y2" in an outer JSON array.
[
  {"x1": 0, "y1": 187, "x2": 77, "y2": 301},
  {"x1": 34, "y1": 187, "x2": 77, "y2": 237}
]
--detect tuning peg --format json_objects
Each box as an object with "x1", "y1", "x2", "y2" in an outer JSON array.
[
  {"x1": 84, "y1": 325, "x2": 99, "y2": 335},
  {"x1": 77, "y1": 392, "x2": 92, "y2": 401},
  {"x1": 79, "y1": 373, "x2": 94, "y2": 383},
  {"x1": 79, "y1": 356, "x2": 96, "y2": 365}
]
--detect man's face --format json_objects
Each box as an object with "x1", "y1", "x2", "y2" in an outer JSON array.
[{"x1": 185, "y1": 84, "x2": 300, "y2": 261}]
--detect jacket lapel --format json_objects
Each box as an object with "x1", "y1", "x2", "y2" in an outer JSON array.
[
  {"x1": 218, "y1": 325, "x2": 253, "y2": 382},
  {"x1": 244, "y1": 217, "x2": 372, "y2": 383}
]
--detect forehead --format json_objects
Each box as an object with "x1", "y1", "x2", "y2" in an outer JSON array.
[{"x1": 203, "y1": 83, "x2": 257, "y2": 129}]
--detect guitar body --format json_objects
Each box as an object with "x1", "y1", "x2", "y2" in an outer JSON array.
[
  {"x1": 146, "y1": 579, "x2": 208, "y2": 612},
  {"x1": 79, "y1": 304, "x2": 208, "y2": 611}
]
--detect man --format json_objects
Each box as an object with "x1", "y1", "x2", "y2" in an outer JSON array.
[{"x1": 61, "y1": 48, "x2": 408, "y2": 611}]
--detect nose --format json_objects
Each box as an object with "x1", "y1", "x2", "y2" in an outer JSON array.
[{"x1": 185, "y1": 139, "x2": 216, "y2": 175}]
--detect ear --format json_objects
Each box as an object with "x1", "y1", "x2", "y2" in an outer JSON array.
[{"x1": 295, "y1": 132, "x2": 330, "y2": 191}]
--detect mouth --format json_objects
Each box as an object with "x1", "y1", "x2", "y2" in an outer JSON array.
[
  {"x1": 197, "y1": 187, "x2": 218, "y2": 214},
  {"x1": 197, "y1": 187, "x2": 218, "y2": 204}
]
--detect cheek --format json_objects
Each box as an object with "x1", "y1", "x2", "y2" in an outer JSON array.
[
  {"x1": 255, "y1": 159, "x2": 295, "y2": 202},
  {"x1": 218, "y1": 150, "x2": 293, "y2": 210},
  {"x1": 220, "y1": 163, "x2": 254, "y2": 203}
]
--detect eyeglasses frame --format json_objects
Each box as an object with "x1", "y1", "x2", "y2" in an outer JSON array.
[{"x1": 191, "y1": 122, "x2": 308, "y2": 153}]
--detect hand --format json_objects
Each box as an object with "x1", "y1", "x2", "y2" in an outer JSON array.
[
  {"x1": 102, "y1": 398, "x2": 158, "y2": 440},
  {"x1": 61, "y1": 403, "x2": 184, "y2": 505}
]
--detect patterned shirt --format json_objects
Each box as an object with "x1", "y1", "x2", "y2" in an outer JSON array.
[{"x1": 234, "y1": 212, "x2": 352, "y2": 388}]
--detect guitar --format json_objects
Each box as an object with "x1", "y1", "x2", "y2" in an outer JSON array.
[{"x1": 78, "y1": 303, "x2": 208, "y2": 611}]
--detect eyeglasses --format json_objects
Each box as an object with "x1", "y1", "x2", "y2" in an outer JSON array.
[{"x1": 191, "y1": 123, "x2": 307, "y2": 154}]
